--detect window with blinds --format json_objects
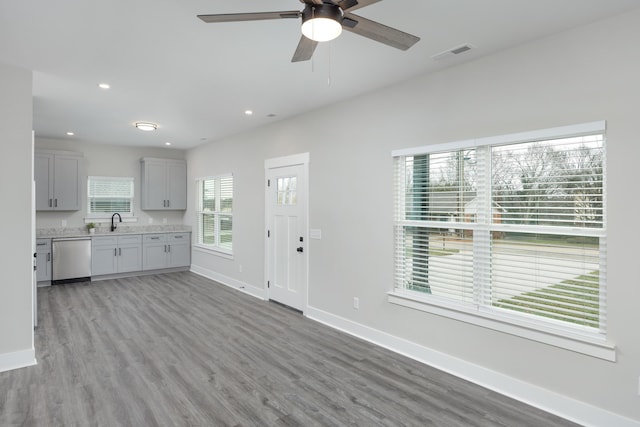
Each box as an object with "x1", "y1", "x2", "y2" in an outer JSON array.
[
  {"x1": 196, "y1": 174, "x2": 233, "y2": 252},
  {"x1": 87, "y1": 176, "x2": 134, "y2": 216},
  {"x1": 393, "y1": 122, "x2": 606, "y2": 336}
]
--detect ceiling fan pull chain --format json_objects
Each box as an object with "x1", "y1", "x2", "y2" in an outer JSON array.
[{"x1": 327, "y1": 42, "x2": 332, "y2": 87}]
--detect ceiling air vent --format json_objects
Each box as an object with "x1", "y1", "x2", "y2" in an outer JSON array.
[{"x1": 432, "y1": 44, "x2": 474, "y2": 61}]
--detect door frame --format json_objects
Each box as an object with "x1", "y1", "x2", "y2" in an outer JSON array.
[{"x1": 264, "y1": 152, "x2": 310, "y2": 313}]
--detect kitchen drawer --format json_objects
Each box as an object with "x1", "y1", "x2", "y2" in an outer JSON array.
[
  {"x1": 143, "y1": 233, "x2": 167, "y2": 243},
  {"x1": 92, "y1": 236, "x2": 118, "y2": 246},
  {"x1": 168, "y1": 232, "x2": 190, "y2": 242},
  {"x1": 36, "y1": 238, "x2": 51, "y2": 252},
  {"x1": 118, "y1": 234, "x2": 141, "y2": 245}
]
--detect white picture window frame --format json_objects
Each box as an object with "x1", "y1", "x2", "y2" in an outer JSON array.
[{"x1": 390, "y1": 121, "x2": 614, "y2": 361}]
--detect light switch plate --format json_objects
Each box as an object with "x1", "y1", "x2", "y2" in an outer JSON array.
[{"x1": 310, "y1": 229, "x2": 322, "y2": 240}]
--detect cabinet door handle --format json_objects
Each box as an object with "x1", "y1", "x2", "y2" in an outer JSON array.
[
  {"x1": 54, "y1": 199, "x2": 58, "y2": 208},
  {"x1": 47, "y1": 253, "x2": 50, "y2": 262},
  {"x1": 168, "y1": 245, "x2": 171, "y2": 252},
  {"x1": 49, "y1": 199, "x2": 52, "y2": 207},
  {"x1": 119, "y1": 248, "x2": 122, "y2": 256},
  {"x1": 167, "y1": 200, "x2": 170, "y2": 208},
  {"x1": 164, "y1": 244, "x2": 167, "y2": 252},
  {"x1": 114, "y1": 248, "x2": 117, "y2": 257}
]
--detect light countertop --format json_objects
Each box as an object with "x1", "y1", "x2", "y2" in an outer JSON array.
[{"x1": 36, "y1": 225, "x2": 191, "y2": 239}]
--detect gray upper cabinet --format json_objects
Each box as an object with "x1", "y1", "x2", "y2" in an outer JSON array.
[
  {"x1": 35, "y1": 150, "x2": 83, "y2": 211},
  {"x1": 140, "y1": 158, "x2": 187, "y2": 210}
]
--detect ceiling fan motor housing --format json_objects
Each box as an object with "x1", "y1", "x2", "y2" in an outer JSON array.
[{"x1": 302, "y1": 3, "x2": 344, "y2": 26}]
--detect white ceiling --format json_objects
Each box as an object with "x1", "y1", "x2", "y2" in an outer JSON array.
[{"x1": 1, "y1": 0, "x2": 639, "y2": 149}]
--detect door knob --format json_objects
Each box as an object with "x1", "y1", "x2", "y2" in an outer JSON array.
[{"x1": 297, "y1": 247, "x2": 303, "y2": 253}]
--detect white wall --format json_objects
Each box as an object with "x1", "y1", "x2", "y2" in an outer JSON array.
[
  {"x1": 35, "y1": 138, "x2": 187, "y2": 229},
  {"x1": 186, "y1": 9, "x2": 640, "y2": 424},
  {"x1": 0, "y1": 63, "x2": 35, "y2": 370}
]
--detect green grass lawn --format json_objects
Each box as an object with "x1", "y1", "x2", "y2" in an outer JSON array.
[{"x1": 494, "y1": 271, "x2": 600, "y2": 328}]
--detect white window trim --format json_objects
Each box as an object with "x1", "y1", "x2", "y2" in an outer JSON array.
[
  {"x1": 192, "y1": 244, "x2": 234, "y2": 259},
  {"x1": 196, "y1": 174, "x2": 233, "y2": 253},
  {"x1": 390, "y1": 121, "x2": 614, "y2": 361},
  {"x1": 387, "y1": 290, "x2": 615, "y2": 361},
  {"x1": 86, "y1": 176, "x2": 136, "y2": 220}
]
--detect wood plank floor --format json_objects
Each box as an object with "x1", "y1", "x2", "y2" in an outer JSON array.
[{"x1": 0, "y1": 272, "x2": 581, "y2": 426}]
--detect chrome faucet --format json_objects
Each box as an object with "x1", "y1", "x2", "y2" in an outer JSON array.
[{"x1": 111, "y1": 213, "x2": 122, "y2": 232}]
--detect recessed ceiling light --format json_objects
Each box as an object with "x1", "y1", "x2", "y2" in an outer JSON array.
[
  {"x1": 244, "y1": 110, "x2": 253, "y2": 116},
  {"x1": 267, "y1": 113, "x2": 277, "y2": 118},
  {"x1": 135, "y1": 122, "x2": 157, "y2": 131},
  {"x1": 98, "y1": 83, "x2": 110, "y2": 89},
  {"x1": 66, "y1": 131, "x2": 74, "y2": 136},
  {"x1": 165, "y1": 142, "x2": 171, "y2": 146}
]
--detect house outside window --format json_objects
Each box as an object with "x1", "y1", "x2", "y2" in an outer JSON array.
[
  {"x1": 391, "y1": 121, "x2": 608, "y2": 357},
  {"x1": 196, "y1": 174, "x2": 233, "y2": 253}
]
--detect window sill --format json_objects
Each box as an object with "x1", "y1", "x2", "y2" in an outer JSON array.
[
  {"x1": 387, "y1": 290, "x2": 616, "y2": 362},
  {"x1": 193, "y1": 244, "x2": 234, "y2": 260},
  {"x1": 84, "y1": 216, "x2": 137, "y2": 224}
]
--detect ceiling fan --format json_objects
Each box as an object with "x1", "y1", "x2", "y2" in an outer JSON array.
[{"x1": 197, "y1": 0, "x2": 420, "y2": 62}]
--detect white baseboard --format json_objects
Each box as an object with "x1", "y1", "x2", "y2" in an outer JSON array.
[
  {"x1": 190, "y1": 265, "x2": 266, "y2": 300},
  {"x1": 305, "y1": 306, "x2": 640, "y2": 427},
  {"x1": 0, "y1": 348, "x2": 37, "y2": 373}
]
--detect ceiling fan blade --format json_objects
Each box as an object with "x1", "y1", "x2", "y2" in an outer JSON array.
[
  {"x1": 300, "y1": 0, "x2": 325, "y2": 5},
  {"x1": 291, "y1": 35, "x2": 318, "y2": 62},
  {"x1": 336, "y1": 0, "x2": 381, "y2": 12},
  {"x1": 342, "y1": 13, "x2": 420, "y2": 51},
  {"x1": 198, "y1": 11, "x2": 300, "y2": 24}
]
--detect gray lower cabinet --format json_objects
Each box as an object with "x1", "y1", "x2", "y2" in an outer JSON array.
[
  {"x1": 36, "y1": 238, "x2": 52, "y2": 283},
  {"x1": 92, "y1": 235, "x2": 142, "y2": 276},
  {"x1": 143, "y1": 232, "x2": 191, "y2": 270}
]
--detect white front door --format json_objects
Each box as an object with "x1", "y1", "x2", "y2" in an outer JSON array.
[{"x1": 265, "y1": 154, "x2": 309, "y2": 312}]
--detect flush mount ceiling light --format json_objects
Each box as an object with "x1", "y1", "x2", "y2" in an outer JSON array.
[
  {"x1": 98, "y1": 83, "x2": 111, "y2": 89},
  {"x1": 66, "y1": 131, "x2": 75, "y2": 136},
  {"x1": 244, "y1": 110, "x2": 253, "y2": 116},
  {"x1": 301, "y1": 4, "x2": 343, "y2": 42},
  {"x1": 135, "y1": 122, "x2": 157, "y2": 131}
]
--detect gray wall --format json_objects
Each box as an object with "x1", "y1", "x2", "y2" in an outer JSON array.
[
  {"x1": 185, "y1": 9, "x2": 640, "y2": 422},
  {"x1": 34, "y1": 138, "x2": 186, "y2": 229},
  {"x1": 0, "y1": 63, "x2": 34, "y2": 363}
]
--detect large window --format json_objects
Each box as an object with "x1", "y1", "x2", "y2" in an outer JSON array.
[
  {"x1": 196, "y1": 174, "x2": 233, "y2": 253},
  {"x1": 392, "y1": 122, "x2": 607, "y2": 354},
  {"x1": 87, "y1": 176, "x2": 134, "y2": 217}
]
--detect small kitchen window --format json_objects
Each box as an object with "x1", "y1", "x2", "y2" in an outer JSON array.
[{"x1": 87, "y1": 176, "x2": 135, "y2": 218}]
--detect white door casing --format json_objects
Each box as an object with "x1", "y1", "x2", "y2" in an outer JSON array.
[{"x1": 265, "y1": 153, "x2": 309, "y2": 312}]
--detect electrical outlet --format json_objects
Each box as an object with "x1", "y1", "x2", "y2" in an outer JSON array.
[
  {"x1": 353, "y1": 297, "x2": 359, "y2": 309},
  {"x1": 61, "y1": 220, "x2": 67, "y2": 227},
  {"x1": 238, "y1": 264, "x2": 243, "y2": 273},
  {"x1": 162, "y1": 218, "x2": 167, "y2": 224},
  {"x1": 148, "y1": 217, "x2": 153, "y2": 224}
]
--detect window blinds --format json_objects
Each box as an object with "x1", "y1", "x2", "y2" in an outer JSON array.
[
  {"x1": 87, "y1": 176, "x2": 134, "y2": 214},
  {"x1": 197, "y1": 174, "x2": 233, "y2": 251},
  {"x1": 393, "y1": 123, "x2": 605, "y2": 332}
]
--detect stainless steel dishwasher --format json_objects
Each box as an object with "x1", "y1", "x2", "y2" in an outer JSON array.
[{"x1": 52, "y1": 237, "x2": 92, "y2": 283}]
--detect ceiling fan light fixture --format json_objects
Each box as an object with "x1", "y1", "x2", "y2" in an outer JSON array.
[
  {"x1": 301, "y1": 4, "x2": 343, "y2": 42},
  {"x1": 135, "y1": 122, "x2": 157, "y2": 131}
]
